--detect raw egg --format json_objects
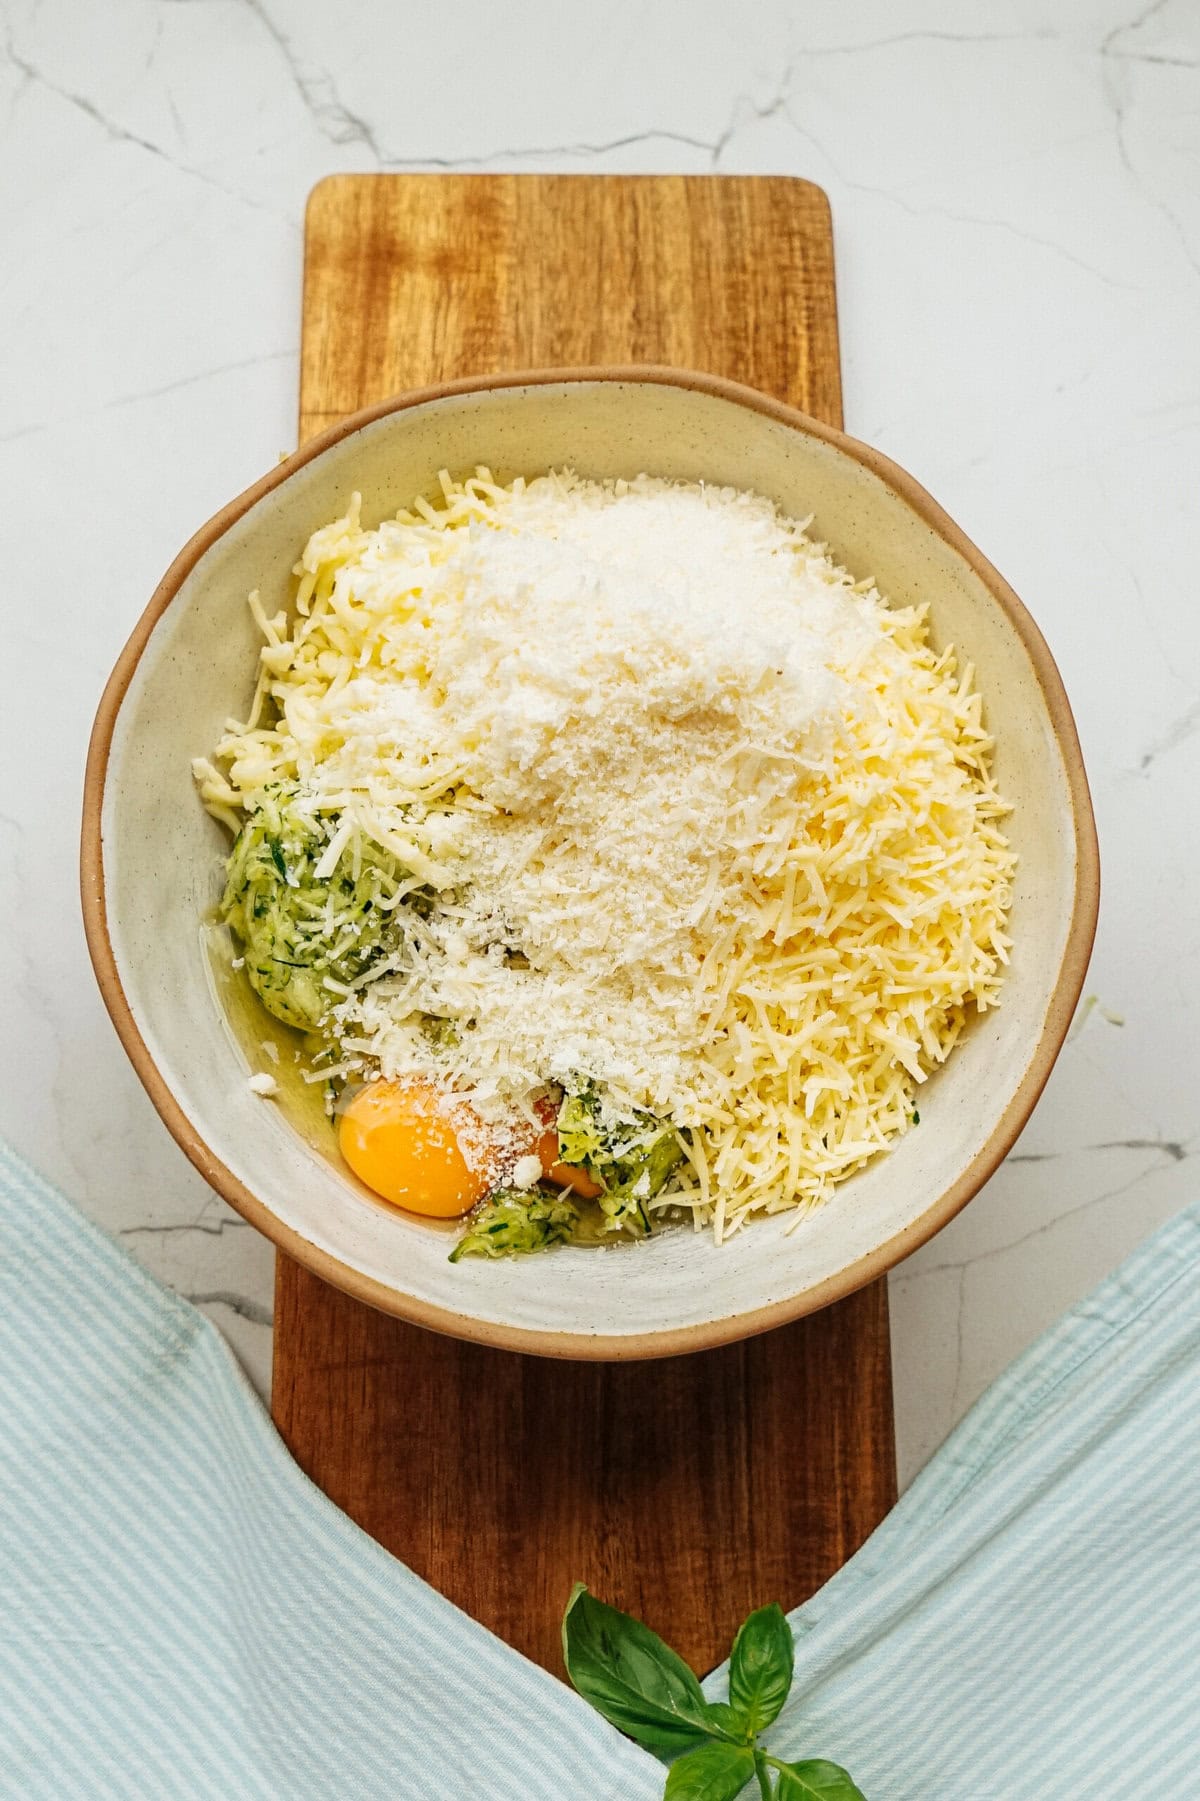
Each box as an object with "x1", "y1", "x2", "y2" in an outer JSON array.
[
  {"x1": 338, "y1": 1079, "x2": 492, "y2": 1218},
  {"x1": 536, "y1": 1128, "x2": 604, "y2": 1199}
]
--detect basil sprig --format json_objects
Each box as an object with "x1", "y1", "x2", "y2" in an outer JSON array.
[{"x1": 562, "y1": 1586, "x2": 866, "y2": 1800}]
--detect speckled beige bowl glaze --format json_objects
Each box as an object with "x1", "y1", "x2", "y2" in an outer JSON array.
[{"x1": 82, "y1": 369, "x2": 1098, "y2": 1358}]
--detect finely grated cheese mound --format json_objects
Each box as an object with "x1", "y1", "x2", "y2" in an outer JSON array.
[{"x1": 197, "y1": 469, "x2": 1014, "y2": 1240}]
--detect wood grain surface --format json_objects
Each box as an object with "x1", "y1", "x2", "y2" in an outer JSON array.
[{"x1": 274, "y1": 174, "x2": 897, "y2": 1678}]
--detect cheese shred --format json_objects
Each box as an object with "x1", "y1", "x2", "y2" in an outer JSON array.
[{"x1": 197, "y1": 469, "x2": 1014, "y2": 1241}]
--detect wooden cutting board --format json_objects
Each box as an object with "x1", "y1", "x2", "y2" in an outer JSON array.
[{"x1": 273, "y1": 174, "x2": 897, "y2": 1678}]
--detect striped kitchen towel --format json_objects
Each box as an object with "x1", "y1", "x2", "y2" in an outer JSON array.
[
  {"x1": 3, "y1": 1133, "x2": 1198, "y2": 1799},
  {"x1": 0, "y1": 1143, "x2": 661, "y2": 1800},
  {"x1": 719, "y1": 1198, "x2": 1200, "y2": 1798}
]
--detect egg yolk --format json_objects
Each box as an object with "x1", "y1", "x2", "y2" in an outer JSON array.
[
  {"x1": 339, "y1": 1080, "x2": 606, "y2": 1217},
  {"x1": 536, "y1": 1129, "x2": 604, "y2": 1199},
  {"x1": 338, "y1": 1079, "x2": 492, "y2": 1218}
]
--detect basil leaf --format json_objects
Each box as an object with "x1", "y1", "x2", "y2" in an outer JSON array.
[
  {"x1": 774, "y1": 1759, "x2": 867, "y2": 1799},
  {"x1": 700, "y1": 1701, "x2": 749, "y2": 1742},
  {"x1": 562, "y1": 1586, "x2": 734, "y2": 1758},
  {"x1": 663, "y1": 1742, "x2": 758, "y2": 1800},
  {"x1": 727, "y1": 1602, "x2": 795, "y2": 1735}
]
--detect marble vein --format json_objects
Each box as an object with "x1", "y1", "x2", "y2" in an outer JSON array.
[
  {"x1": 239, "y1": 0, "x2": 386, "y2": 162},
  {"x1": 1100, "y1": 0, "x2": 1200, "y2": 285},
  {"x1": 1011, "y1": 1135, "x2": 1193, "y2": 1166},
  {"x1": 797, "y1": 30, "x2": 1058, "y2": 55},
  {"x1": 896, "y1": 1152, "x2": 1190, "y2": 1283},
  {"x1": 4, "y1": 28, "x2": 166, "y2": 162},
  {"x1": 0, "y1": 351, "x2": 297, "y2": 446},
  {"x1": 765, "y1": 111, "x2": 1139, "y2": 292},
  {"x1": 1134, "y1": 698, "x2": 1200, "y2": 773},
  {"x1": 1, "y1": 17, "x2": 296, "y2": 221},
  {"x1": 235, "y1": 0, "x2": 714, "y2": 170},
  {"x1": 238, "y1": 0, "x2": 766, "y2": 172},
  {"x1": 186, "y1": 1290, "x2": 273, "y2": 1327},
  {"x1": 121, "y1": 1217, "x2": 253, "y2": 1239}
]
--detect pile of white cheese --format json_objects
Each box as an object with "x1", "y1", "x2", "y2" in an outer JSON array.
[{"x1": 198, "y1": 470, "x2": 1014, "y2": 1239}]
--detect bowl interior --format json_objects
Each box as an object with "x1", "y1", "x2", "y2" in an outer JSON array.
[{"x1": 95, "y1": 377, "x2": 1090, "y2": 1353}]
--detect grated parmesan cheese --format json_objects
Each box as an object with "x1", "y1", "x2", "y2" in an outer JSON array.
[{"x1": 200, "y1": 470, "x2": 1014, "y2": 1238}]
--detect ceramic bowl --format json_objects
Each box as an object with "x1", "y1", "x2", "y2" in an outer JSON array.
[{"x1": 82, "y1": 369, "x2": 1098, "y2": 1358}]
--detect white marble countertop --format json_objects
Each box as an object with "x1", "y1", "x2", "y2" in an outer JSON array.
[{"x1": 3, "y1": 0, "x2": 1197, "y2": 1487}]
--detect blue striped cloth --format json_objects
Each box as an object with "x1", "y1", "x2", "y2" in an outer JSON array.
[
  {"x1": 714, "y1": 1201, "x2": 1200, "y2": 1798},
  {"x1": 2, "y1": 1138, "x2": 1198, "y2": 1799},
  {"x1": 0, "y1": 1144, "x2": 661, "y2": 1800}
]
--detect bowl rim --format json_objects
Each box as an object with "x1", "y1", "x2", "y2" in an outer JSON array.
[{"x1": 81, "y1": 364, "x2": 1100, "y2": 1360}]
